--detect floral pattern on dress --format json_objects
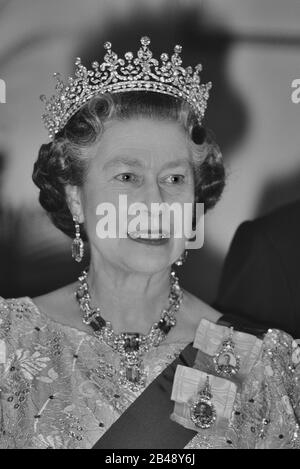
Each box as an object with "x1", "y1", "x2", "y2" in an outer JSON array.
[
  {"x1": 0, "y1": 296, "x2": 187, "y2": 449},
  {"x1": 13, "y1": 349, "x2": 51, "y2": 381},
  {"x1": 0, "y1": 296, "x2": 300, "y2": 449}
]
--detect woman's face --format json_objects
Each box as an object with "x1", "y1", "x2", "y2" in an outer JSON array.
[{"x1": 74, "y1": 118, "x2": 195, "y2": 274}]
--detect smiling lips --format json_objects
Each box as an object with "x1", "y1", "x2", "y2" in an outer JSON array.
[{"x1": 127, "y1": 230, "x2": 170, "y2": 245}]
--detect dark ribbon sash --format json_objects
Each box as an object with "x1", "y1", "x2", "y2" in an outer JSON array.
[
  {"x1": 92, "y1": 314, "x2": 266, "y2": 449},
  {"x1": 92, "y1": 342, "x2": 198, "y2": 449}
]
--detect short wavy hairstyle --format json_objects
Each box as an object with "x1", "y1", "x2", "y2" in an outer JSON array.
[{"x1": 33, "y1": 91, "x2": 225, "y2": 241}]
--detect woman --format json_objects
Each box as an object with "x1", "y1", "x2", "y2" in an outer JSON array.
[{"x1": 0, "y1": 37, "x2": 299, "y2": 449}]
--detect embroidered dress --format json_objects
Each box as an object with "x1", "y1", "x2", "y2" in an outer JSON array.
[
  {"x1": 0, "y1": 297, "x2": 187, "y2": 449},
  {"x1": 0, "y1": 297, "x2": 300, "y2": 449}
]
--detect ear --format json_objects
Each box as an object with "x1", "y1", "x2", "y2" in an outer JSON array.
[{"x1": 65, "y1": 184, "x2": 84, "y2": 223}]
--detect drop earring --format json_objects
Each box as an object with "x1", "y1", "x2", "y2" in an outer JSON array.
[
  {"x1": 71, "y1": 215, "x2": 84, "y2": 262},
  {"x1": 174, "y1": 249, "x2": 188, "y2": 266}
]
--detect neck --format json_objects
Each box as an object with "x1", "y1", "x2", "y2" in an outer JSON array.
[{"x1": 85, "y1": 256, "x2": 174, "y2": 335}]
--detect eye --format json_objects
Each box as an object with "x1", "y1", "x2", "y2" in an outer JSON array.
[
  {"x1": 114, "y1": 173, "x2": 138, "y2": 183},
  {"x1": 163, "y1": 174, "x2": 185, "y2": 184}
]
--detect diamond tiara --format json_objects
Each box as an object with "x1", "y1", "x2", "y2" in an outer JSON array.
[{"x1": 40, "y1": 36, "x2": 212, "y2": 139}]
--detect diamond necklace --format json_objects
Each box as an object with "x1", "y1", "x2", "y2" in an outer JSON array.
[{"x1": 75, "y1": 269, "x2": 183, "y2": 391}]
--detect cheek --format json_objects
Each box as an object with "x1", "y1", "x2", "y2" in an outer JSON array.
[
  {"x1": 161, "y1": 182, "x2": 195, "y2": 214},
  {"x1": 82, "y1": 177, "x2": 119, "y2": 220},
  {"x1": 170, "y1": 184, "x2": 195, "y2": 221},
  {"x1": 82, "y1": 186, "x2": 132, "y2": 246}
]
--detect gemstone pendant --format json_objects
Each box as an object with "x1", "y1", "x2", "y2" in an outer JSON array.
[
  {"x1": 119, "y1": 354, "x2": 146, "y2": 390},
  {"x1": 213, "y1": 327, "x2": 240, "y2": 377},
  {"x1": 190, "y1": 376, "x2": 216, "y2": 429},
  {"x1": 125, "y1": 363, "x2": 142, "y2": 384},
  {"x1": 71, "y1": 237, "x2": 84, "y2": 262}
]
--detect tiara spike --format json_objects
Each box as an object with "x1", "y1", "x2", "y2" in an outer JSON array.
[
  {"x1": 41, "y1": 36, "x2": 212, "y2": 139},
  {"x1": 140, "y1": 36, "x2": 151, "y2": 47},
  {"x1": 104, "y1": 41, "x2": 112, "y2": 50},
  {"x1": 174, "y1": 44, "x2": 182, "y2": 54}
]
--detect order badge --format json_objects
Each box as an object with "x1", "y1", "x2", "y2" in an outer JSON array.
[
  {"x1": 213, "y1": 327, "x2": 240, "y2": 377},
  {"x1": 190, "y1": 376, "x2": 216, "y2": 429}
]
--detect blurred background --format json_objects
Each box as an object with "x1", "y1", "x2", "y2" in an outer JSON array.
[{"x1": 0, "y1": 0, "x2": 299, "y2": 302}]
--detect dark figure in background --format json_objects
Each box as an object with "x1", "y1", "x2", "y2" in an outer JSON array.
[{"x1": 215, "y1": 199, "x2": 300, "y2": 337}]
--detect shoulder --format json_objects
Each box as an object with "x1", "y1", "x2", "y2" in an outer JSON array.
[
  {"x1": 0, "y1": 284, "x2": 77, "y2": 331},
  {"x1": 0, "y1": 296, "x2": 46, "y2": 353},
  {"x1": 32, "y1": 282, "x2": 77, "y2": 323},
  {"x1": 183, "y1": 290, "x2": 222, "y2": 323},
  {"x1": 0, "y1": 296, "x2": 42, "y2": 327},
  {"x1": 31, "y1": 282, "x2": 92, "y2": 334},
  {"x1": 194, "y1": 315, "x2": 297, "y2": 372},
  {"x1": 173, "y1": 290, "x2": 222, "y2": 343}
]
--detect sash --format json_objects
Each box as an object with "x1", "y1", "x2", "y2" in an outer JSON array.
[
  {"x1": 92, "y1": 314, "x2": 266, "y2": 449},
  {"x1": 92, "y1": 342, "x2": 198, "y2": 449}
]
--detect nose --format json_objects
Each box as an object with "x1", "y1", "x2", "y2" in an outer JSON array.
[
  {"x1": 142, "y1": 177, "x2": 164, "y2": 208},
  {"x1": 138, "y1": 179, "x2": 168, "y2": 232}
]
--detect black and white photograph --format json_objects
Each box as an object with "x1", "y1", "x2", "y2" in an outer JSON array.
[{"x1": 0, "y1": 0, "x2": 300, "y2": 451}]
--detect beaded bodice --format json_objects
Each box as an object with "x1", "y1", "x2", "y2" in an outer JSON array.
[
  {"x1": 0, "y1": 296, "x2": 299, "y2": 449},
  {"x1": 0, "y1": 296, "x2": 188, "y2": 449}
]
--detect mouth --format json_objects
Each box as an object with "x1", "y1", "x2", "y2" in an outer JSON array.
[{"x1": 127, "y1": 230, "x2": 170, "y2": 245}]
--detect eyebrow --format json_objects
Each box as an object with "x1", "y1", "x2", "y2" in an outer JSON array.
[
  {"x1": 160, "y1": 158, "x2": 192, "y2": 170},
  {"x1": 103, "y1": 156, "x2": 192, "y2": 171},
  {"x1": 103, "y1": 156, "x2": 146, "y2": 170}
]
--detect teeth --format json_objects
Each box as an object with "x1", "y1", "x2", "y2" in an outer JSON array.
[
  {"x1": 128, "y1": 231, "x2": 140, "y2": 239},
  {"x1": 128, "y1": 231, "x2": 169, "y2": 240}
]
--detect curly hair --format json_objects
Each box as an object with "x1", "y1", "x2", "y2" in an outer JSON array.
[{"x1": 32, "y1": 91, "x2": 225, "y2": 241}]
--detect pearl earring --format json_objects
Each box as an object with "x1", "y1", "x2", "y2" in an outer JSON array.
[{"x1": 174, "y1": 249, "x2": 188, "y2": 266}]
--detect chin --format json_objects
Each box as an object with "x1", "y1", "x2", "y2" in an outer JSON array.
[{"x1": 124, "y1": 251, "x2": 173, "y2": 274}]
